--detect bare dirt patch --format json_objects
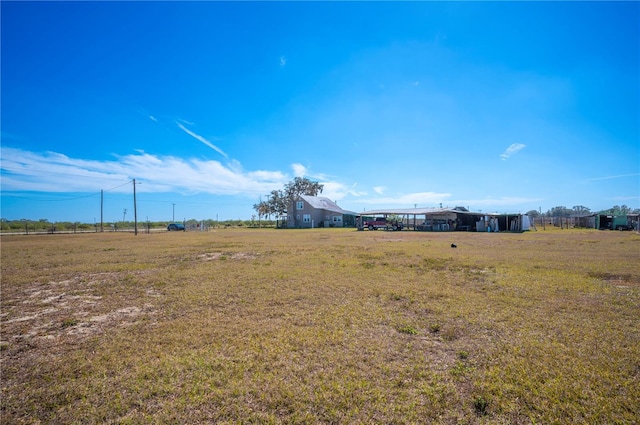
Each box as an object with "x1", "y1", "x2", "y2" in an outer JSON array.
[
  {"x1": 1, "y1": 271, "x2": 158, "y2": 353},
  {"x1": 196, "y1": 251, "x2": 258, "y2": 261}
]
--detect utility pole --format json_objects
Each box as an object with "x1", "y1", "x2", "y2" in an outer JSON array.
[
  {"x1": 133, "y1": 179, "x2": 138, "y2": 236},
  {"x1": 123, "y1": 208, "x2": 127, "y2": 225},
  {"x1": 100, "y1": 190, "x2": 104, "y2": 232},
  {"x1": 172, "y1": 203, "x2": 176, "y2": 222}
]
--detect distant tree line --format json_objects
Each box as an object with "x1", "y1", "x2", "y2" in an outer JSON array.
[
  {"x1": 0, "y1": 218, "x2": 278, "y2": 233},
  {"x1": 525, "y1": 205, "x2": 639, "y2": 218},
  {"x1": 0, "y1": 219, "x2": 97, "y2": 233}
]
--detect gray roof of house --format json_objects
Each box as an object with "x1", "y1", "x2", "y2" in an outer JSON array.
[{"x1": 300, "y1": 195, "x2": 357, "y2": 215}]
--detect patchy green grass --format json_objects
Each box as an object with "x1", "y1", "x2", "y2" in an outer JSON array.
[{"x1": 1, "y1": 228, "x2": 639, "y2": 424}]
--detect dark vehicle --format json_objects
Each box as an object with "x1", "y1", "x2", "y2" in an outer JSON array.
[
  {"x1": 363, "y1": 217, "x2": 403, "y2": 231},
  {"x1": 167, "y1": 223, "x2": 185, "y2": 231},
  {"x1": 363, "y1": 217, "x2": 387, "y2": 230}
]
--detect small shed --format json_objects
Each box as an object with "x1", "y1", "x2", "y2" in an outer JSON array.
[{"x1": 597, "y1": 214, "x2": 637, "y2": 230}]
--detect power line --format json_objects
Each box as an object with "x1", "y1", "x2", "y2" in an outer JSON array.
[
  {"x1": 0, "y1": 180, "x2": 132, "y2": 202},
  {"x1": 104, "y1": 180, "x2": 133, "y2": 192},
  {"x1": 0, "y1": 192, "x2": 101, "y2": 202}
]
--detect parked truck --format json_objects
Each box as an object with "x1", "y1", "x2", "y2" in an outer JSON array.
[{"x1": 363, "y1": 217, "x2": 403, "y2": 231}]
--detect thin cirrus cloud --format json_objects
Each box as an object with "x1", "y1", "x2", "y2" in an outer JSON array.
[
  {"x1": 586, "y1": 173, "x2": 640, "y2": 182},
  {"x1": 499, "y1": 143, "x2": 526, "y2": 160},
  {"x1": 176, "y1": 122, "x2": 228, "y2": 158}
]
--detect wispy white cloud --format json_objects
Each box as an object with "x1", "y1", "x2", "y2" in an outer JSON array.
[
  {"x1": 1, "y1": 147, "x2": 370, "y2": 210},
  {"x1": 280, "y1": 56, "x2": 287, "y2": 67},
  {"x1": 373, "y1": 186, "x2": 385, "y2": 195},
  {"x1": 149, "y1": 115, "x2": 158, "y2": 123},
  {"x1": 320, "y1": 181, "x2": 366, "y2": 202},
  {"x1": 177, "y1": 123, "x2": 227, "y2": 158},
  {"x1": 292, "y1": 163, "x2": 307, "y2": 177},
  {"x1": 499, "y1": 143, "x2": 526, "y2": 160},
  {"x1": 0, "y1": 147, "x2": 286, "y2": 196},
  {"x1": 586, "y1": 173, "x2": 640, "y2": 182},
  {"x1": 0, "y1": 149, "x2": 130, "y2": 193},
  {"x1": 289, "y1": 163, "x2": 334, "y2": 184}
]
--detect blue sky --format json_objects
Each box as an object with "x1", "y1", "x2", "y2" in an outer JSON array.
[{"x1": 1, "y1": 1, "x2": 638, "y2": 223}]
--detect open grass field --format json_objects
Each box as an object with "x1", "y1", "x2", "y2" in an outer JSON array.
[{"x1": 1, "y1": 228, "x2": 639, "y2": 424}]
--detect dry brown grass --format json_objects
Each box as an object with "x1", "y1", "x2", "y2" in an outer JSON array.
[{"x1": 1, "y1": 228, "x2": 639, "y2": 424}]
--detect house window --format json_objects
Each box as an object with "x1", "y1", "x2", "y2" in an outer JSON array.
[
  {"x1": 303, "y1": 214, "x2": 311, "y2": 223},
  {"x1": 296, "y1": 201, "x2": 304, "y2": 210},
  {"x1": 332, "y1": 216, "x2": 343, "y2": 223}
]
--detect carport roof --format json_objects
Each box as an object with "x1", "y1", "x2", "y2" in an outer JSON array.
[{"x1": 359, "y1": 208, "x2": 500, "y2": 216}]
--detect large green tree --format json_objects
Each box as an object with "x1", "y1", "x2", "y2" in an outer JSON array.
[
  {"x1": 267, "y1": 190, "x2": 288, "y2": 218},
  {"x1": 572, "y1": 205, "x2": 591, "y2": 215},
  {"x1": 547, "y1": 206, "x2": 573, "y2": 217},
  {"x1": 252, "y1": 199, "x2": 271, "y2": 226},
  {"x1": 283, "y1": 177, "x2": 324, "y2": 200}
]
